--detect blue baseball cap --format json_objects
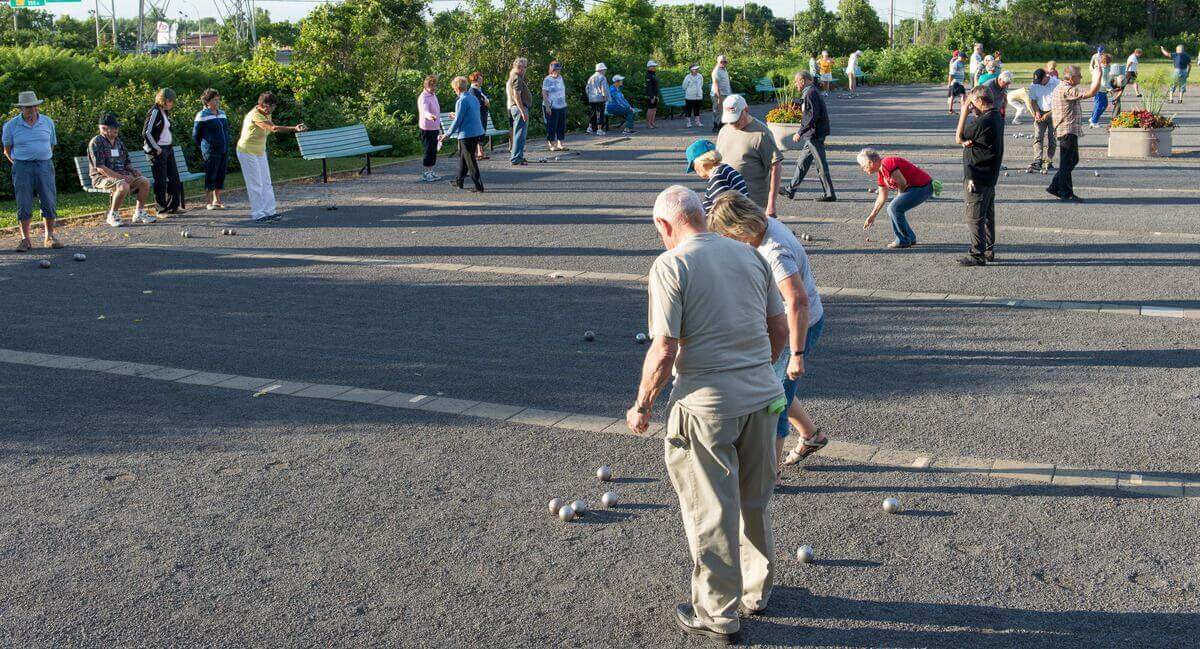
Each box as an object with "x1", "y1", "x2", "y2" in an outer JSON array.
[{"x1": 685, "y1": 139, "x2": 716, "y2": 173}]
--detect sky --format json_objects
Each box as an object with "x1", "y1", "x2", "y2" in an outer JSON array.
[{"x1": 43, "y1": 0, "x2": 952, "y2": 25}]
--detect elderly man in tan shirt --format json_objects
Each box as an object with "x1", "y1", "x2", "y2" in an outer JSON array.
[
  {"x1": 627, "y1": 185, "x2": 788, "y2": 643},
  {"x1": 1047, "y1": 64, "x2": 1103, "y2": 202}
]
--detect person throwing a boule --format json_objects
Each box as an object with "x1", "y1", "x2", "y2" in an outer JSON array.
[{"x1": 627, "y1": 185, "x2": 788, "y2": 643}]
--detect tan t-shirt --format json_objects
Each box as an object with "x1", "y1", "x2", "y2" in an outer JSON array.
[
  {"x1": 716, "y1": 117, "x2": 783, "y2": 209},
  {"x1": 648, "y1": 232, "x2": 785, "y2": 419}
]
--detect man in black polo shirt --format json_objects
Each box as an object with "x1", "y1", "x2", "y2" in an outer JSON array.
[
  {"x1": 955, "y1": 85, "x2": 1004, "y2": 266},
  {"x1": 781, "y1": 71, "x2": 836, "y2": 202}
]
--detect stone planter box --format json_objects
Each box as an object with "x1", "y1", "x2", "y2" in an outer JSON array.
[
  {"x1": 1107, "y1": 127, "x2": 1173, "y2": 158},
  {"x1": 766, "y1": 122, "x2": 804, "y2": 152}
]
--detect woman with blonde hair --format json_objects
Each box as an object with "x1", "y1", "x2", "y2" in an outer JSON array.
[
  {"x1": 141, "y1": 87, "x2": 183, "y2": 217},
  {"x1": 707, "y1": 192, "x2": 828, "y2": 485},
  {"x1": 439, "y1": 76, "x2": 485, "y2": 192},
  {"x1": 417, "y1": 75, "x2": 443, "y2": 182},
  {"x1": 684, "y1": 138, "x2": 747, "y2": 211}
]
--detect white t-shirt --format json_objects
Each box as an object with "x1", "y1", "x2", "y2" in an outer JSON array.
[
  {"x1": 758, "y1": 218, "x2": 823, "y2": 328},
  {"x1": 157, "y1": 111, "x2": 173, "y2": 146},
  {"x1": 542, "y1": 75, "x2": 567, "y2": 109},
  {"x1": 1029, "y1": 77, "x2": 1060, "y2": 111},
  {"x1": 949, "y1": 59, "x2": 965, "y2": 82},
  {"x1": 1126, "y1": 53, "x2": 1139, "y2": 73},
  {"x1": 712, "y1": 66, "x2": 731, "y2": 96},
  {"x1": 970, "y1": 52, "x2": 984, "y2": 74},
  {"x1": 846, "y1": 51, "x2": 861, "y2": 74}
]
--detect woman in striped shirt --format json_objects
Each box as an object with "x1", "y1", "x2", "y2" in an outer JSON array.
[{"x1": 684, "y1": 139, "x2": 748, "y2": 211}]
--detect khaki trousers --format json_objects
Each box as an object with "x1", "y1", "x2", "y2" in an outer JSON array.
[{"x1": 664, "y1": 402, "x2": 777, "y2": 634}]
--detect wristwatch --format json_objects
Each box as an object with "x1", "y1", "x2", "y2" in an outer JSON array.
[{"x1": 793, "y1": 350, "x2": 805, "y2": 356}]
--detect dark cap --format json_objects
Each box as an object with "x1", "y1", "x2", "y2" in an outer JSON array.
[
  {"x1": 1032, "y1": 68, "x2": 1046, "y2": 83},
  {"x1": 98, "y1": 112, "x2": 120, "y2": 128}
]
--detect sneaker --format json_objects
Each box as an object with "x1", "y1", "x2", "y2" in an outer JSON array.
[
  {"x1": 1046, "y1": 163, "x2": 1056, "y2": 171},
  {"x1": 206, "y1": 203, "x2": 218, "y2": 210},
  {"x1": 586, "y1": 126, "x2": 594, "y2": 134},
  {"x1": 815, "y1": 195, "x2": 837, "y2": 203},
  {"x1": 886, "y1": 241, "x2": 913, "y2": 249},
  {"x1": 132, "y1": 210, "x2": 157, "y2": 224},
  {"x1": 15, "y1": 238, "x2": 31, "y2": 252},
  {"x1": 105, "y1": 213, "x2": 125, "y2": 227},
  {"x1": 674, "y1": 604, "x2": 737, "y2": 644},
  {"x1": 1012, "y1": 118, "x2": 1022, "y2": 125},
  {"x1": 622, "y1": 128, "x2": 636, "y2": 134},
  {"x1": 597, "y1": 129, "x2": 606, "y2": 136},
  {"x1": 957, "y1": 255, "x2": 987, "y2": 267},
  {"x1": 44, "y1": 235, "x2": 64, "y2": 249}
]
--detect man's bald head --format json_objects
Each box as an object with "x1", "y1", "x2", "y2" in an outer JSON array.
[{"x1": 654, "y1": 185, "x2": 706, "y2": 228}]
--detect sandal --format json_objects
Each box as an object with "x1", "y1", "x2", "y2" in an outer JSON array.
[{"x1": 782, "y1": 429, "x2": 828, "y2": 465}]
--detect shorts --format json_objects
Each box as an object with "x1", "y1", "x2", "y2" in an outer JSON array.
[
  {"x1": 819, "y1": 73, "x2": 833, "y2": 83},
  {"x1": 948, "y1": 81, "x2": 965, "y2": 97},
  {"x1": 1126, "y1": 70, "x2": 1138, "y2": 83},
  {"x1": 645, "y1": 96, "x2": 659, "y2": 108},
  {"x1": 1171, "y1": 69, "x2": 1189, "y2": 90},
  {"x1": 94, "y1": 174, "x2": 150, "y2": 193}
]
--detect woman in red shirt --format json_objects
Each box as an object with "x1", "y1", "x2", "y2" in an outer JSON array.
[{"x1": 857, "y1": 148, "x2": 934, "y2": 249}]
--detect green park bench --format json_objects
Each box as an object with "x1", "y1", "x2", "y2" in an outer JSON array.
[
  {"x1": 438, "y1": 111, "x2": 509, "y2": 156},
  {"x1": 754, "y1": 77, "x2": 781, "y2": 101},
  {"x1": 73, "y1": 151, "x2": 153, "y2": 192},
  {"x1": 296, "y1": 123, "x2": 392, "y2": 183},
  {"x1": 172, "y1": 147, "x2": 205, "y2": 183},
  {"x1": 659, "y1": 85, "x2": 686, "y2": 119}
]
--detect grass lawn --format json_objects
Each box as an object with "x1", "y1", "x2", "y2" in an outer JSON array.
[{"x1": 1, "y1": 155, "x2": 407, "y2": 230}]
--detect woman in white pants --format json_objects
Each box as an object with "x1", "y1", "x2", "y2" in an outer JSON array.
[{"x1": 235, "y1": 91, "x2": 306, "y2": 222}]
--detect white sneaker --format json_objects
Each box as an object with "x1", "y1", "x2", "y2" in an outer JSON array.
[
  {"x1": 205, "y1": 203, "x2": 217, "y2": 210},
  {"x1": 1012, "y1": 118, "x2": 1022, "y2": 125},
  {"x1": 597, "y1": 129, "x2": 606, "y2": 136},
  {"x1": 586, "y1": 126, "x2": 594, "y2": 134},
  {"x1": 105, "y1": 213, "x2": 125, "y2": 227},
  {"x1": 132, "y1": 210, "x2": 156, "y2": 224}
]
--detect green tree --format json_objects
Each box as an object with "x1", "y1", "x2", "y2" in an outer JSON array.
[
  {"x1": 945, "y1": 10, "x2": 996, "y2": 52},
  {"x1": 791, "y1": 0, "x2": 839, "y2": 56},
  {"x1": 294, "y1": 0, "x2": 428, "y2": 99},
  {"x1": 653, "y1": 5, "x2": 714, "y2": 66},
  {"x1": 835, "y1": 0, "x2": 887, "y2": 51}
]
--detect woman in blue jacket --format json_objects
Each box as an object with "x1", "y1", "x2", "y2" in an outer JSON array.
[
  {"x1": 439, "y1": 76, "x2": 485, "y2": 192},
  {"x1": 192, "y1": 88, "x2": 230, "y2": 209}
]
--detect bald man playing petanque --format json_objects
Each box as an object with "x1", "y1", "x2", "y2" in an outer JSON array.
[{"x1": 627, "y1": 185, "x2": 788, "y2": 643}]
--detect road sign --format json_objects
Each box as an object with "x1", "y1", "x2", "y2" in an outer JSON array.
[{"x1": 9, "y1": 0, "x2": 48, "y2": 7}]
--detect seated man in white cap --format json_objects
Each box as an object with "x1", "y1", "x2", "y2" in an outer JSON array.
[
  {"x1": 715, "y1": 95, "x2": 783, "y2": 217},
  {"x1": 606, "y1": 75, "x2": 637, "y2": 135}
]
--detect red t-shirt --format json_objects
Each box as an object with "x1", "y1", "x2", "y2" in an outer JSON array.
[{"x1": 877, "y1": 156, "x2": 932, "y2": 190}]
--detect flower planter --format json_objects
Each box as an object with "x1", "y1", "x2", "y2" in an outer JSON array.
[
  {"x1": 766, "y1": 122, "x2": 804, "y2": 152},
  {"x1": 1107, "y1": 127, "x2": 1173, "y2": 158}
]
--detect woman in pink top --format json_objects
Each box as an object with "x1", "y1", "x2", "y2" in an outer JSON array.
[
  {"x1": 418, "y1": 75, "x2": 443, "y2": 182},
  {"x1": 857, "y1": 148, "x2": 934, "y2": 249}
]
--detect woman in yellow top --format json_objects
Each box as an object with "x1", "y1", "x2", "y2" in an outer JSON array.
[
  {"x1": 817, "y1": 51, "x2": 835, "y2": 96},
  {"x1": 235, "y1": 91, "x2": 307, "y2": 222}
]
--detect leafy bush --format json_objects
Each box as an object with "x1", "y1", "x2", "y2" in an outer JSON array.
[{"x1": 857, "y1": 45, "x2": 947, "y2": 83}]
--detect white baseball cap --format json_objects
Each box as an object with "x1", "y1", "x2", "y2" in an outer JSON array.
[
  {"x1": 721, "y1": 94, "x2": 747, "y2": 124},
  {"x1": 612, "y1": 75, "x2": 625, "y2": 82},
  {"x1": 595, "y1": 62, "x2": 607, "y2": 72},
  {"x1": 647, "y1": 60, "x2": 658, "y2": 68}
]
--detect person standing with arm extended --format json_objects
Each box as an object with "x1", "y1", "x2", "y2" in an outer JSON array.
[
  {"x1": 711, "y1": 55, "x2": 731, "y2": 133},
  {"x1": 506, "y1": 58, "x2": 532, "y2": 166},
  {"x1": 1047, "y1": 64, "x2": 1102, "y2": 203},
  {"x1": 142, "y1": 88, "x2": 181, "y2": 217},
  {"x1": 715, "y1": 95, "x2": 783, "y2": 217},
  {"x1": 417, "y1": 75, "x2": 443, "y2": 182},
  {"x1": 955, "y1": 86, "x2": 1004, "y2": 266},
  {"x1": 192, "y1": 88, "x2": 230, "y2": 209},
  {"x1": 236, "y1": 92, "x2": 307, "y2": 222},
  {"x1": 4, "y1": 91, "x2": 62, "y2": 251},
  {"x1": 439, "y1": 76, "x2": 485, "y2": 193},
  {"x1": 1161, "y1": 44, "x2": 1192, "y2": 104},
  {"x1": 627, "y1": 185, "x2": 787, "y2": 644},
  {"x1": 782, "y1": 71, "x2": 836, "y2": 203},
  {"x1": 542, "y1": 61, "x2": 568, "y2": 152},
  {"x1": 586, "y1": 63, "x2": 609, "y2": 136},
  {"x1": 645, "y1": 60, "x2": 660, "y2": 129},
  {"x1": 1126, "y1": 48, "x2": 1142, "y2": 97},
  {"x1": 682, "y1": 64, "x2": 704, "y2": 129}
]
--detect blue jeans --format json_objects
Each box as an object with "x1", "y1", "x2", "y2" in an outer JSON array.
[
  {"x1": 887, "y1": 183, "x2": 932, "y2": 246},
  {"x1": 545, "y1": 106, "x2": 567, "y2": 142},
  {"x1": 608, "y1": 106, "x2": 634, "y2": 129},
  {"x1": 1090, "y1": 92, "x2": 1109, "y2": 124},
  {"x1": 12, "y1": 159, "x2": 57, "y2": 223},
  {"x1": 773, "y1": 315, "x2": 825, "y2": 438},
  {"x1": 509, "y1": 106, "x2": 528, "y2": 162}
]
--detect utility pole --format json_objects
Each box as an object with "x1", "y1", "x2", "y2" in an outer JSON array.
[
  {"x1": 888, "y1": 0, "x2": 894, "y2": 47},
  {"x1": 913, "y1": 0, "x2": 919, "y2": 43},
  {"x1": 720, "y1": 0, "x2": 724, "y2": 24},
  {"x1": 138, "y1": 0, "x2": 144, "y2": 54},
  {"x1": 248, "y1": 0, "x2": 256, "y2": 46}
]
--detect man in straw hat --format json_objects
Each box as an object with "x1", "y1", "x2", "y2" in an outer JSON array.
[
  {"x1": 2, "y1": 91, "x2": 62, "y2": 251},
  {"x1": 87, "y1": 112, "x2": 153, "y2": 228}
]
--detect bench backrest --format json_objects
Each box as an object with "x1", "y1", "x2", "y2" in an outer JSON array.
[
  {"x1": 754, "y1": 77, "x2": 776, "y2": 90},
  {"x1": 660, "y1": 86, "x2": 686, "y2": 104},
  {"x1": 296, "y1": 123, "x2": 374, "y2": 157},
  {"x1": 438, "y1": 112, "x2": 454, "y2": 135},
  {"x1": 73, "y1": 156, "x2": 94, "y2": 189},
  {"x1": 173, "y1": 145, "x2": 195, "y2": 173},
  {"x1": 74, "y1": 150, "x2": 153, "y2": 188}
]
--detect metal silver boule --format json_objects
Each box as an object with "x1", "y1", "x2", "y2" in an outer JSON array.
[
  {"x1": 882, "y1": 497, "x2": 901, "y2": 514},
  {"x1": 549, "y1": 498, "x2": 565, "y2": 515},
  {"x1": 73, "y1": 253, "x2": 86, "y2": 262},
  {"x1": 796, "y1": 545, "x2": 814, "y2": 563},
  {"x1": 635, "y1": 333, "x2": 648, "y2": 344},
  {"x1": 596, "y1": 465, "x2": 613, "y2": 482},
  {"x1": 558, "y1": 504, "x2": 576, "y2": 521},
  {"x1": 584, "y1": 331, "x2": 596, "y2": 342},
  {"x1": 601, "y1": 491, "x2": 618, "y2": 508},
  {"x1": 571, "y1": 499, "x2": 587, "y2": 514},
  {"x1": 38, "y1": 259, "x2": 51, "y2": 269}
]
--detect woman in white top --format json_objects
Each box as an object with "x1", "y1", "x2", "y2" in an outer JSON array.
[
  {"x1": 681, "y1": 64, "x2": 705, "y2": 128},
  {"x1": 707, "y1": 191, "x2": 828, "y2": 486},
  {"x1": 141, "y1": 87, "x2": 183, "y2": 216},
  {"x1": 541, "y1": 61, "x2": 568, "y2": 151},
  {"x1": 845, "y1": 50, "x2": 863, "y2": 95},
  {"x1": 585, "y1": 63, "x2": 609, "y2": 135}
]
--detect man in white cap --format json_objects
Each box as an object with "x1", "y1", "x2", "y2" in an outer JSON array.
[
  {"x1": 969, "y1": 43, "x2": 985, "y2": 88},
  {"x1": 715, "y1": 95, "x2": 783, "y2": 217},
  {"x1": 2, "y1": 91, "x2": 61, "y2": 251},
  {"x1": 645, "y1": 60, "x2": 660, "y2": 129},
  {"x1": 682, "y1": 64, "x2": 705, "y2": 128},
  {"x1": 628, "y1": 184, "x2": 786, "y2": 644},
  {"x1": 586, "y1": 63, "x2": 610, "y2": 136},
  {"x1": 711, "y1": 55, "x2": 731, "y2": 132}
]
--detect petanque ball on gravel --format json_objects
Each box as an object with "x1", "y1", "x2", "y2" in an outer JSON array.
[
  {"x1": 548, "y1": 498, "x2": 565, "y2": 515},
  {"x1": 584, "y1": 330, "x2": 596, "y2": 342},
  {"x1": 1041, "y1": 169, "x2": 1048, "y2": 175},
  {"x1": 635, "y1": 333, "x2": 648, "y2": 344},
  {"x1": 796, "y1": 545, "x2": 815, "y2": 563},
  {"x1": 73, "y1": 253, "x2": 86, "y2": 262},
  {"x1": 228, "y1": 229, "x2": 236, "y2": 236},
  {"x1": 38, "y1": 259, "x2": 51, "y2": 269},
  {"x1": 571, "y1": 499, "x2": 587, "y2": 515},
  {"x1": 596, "y1": 465, "x2": 613, "y2": 482},
  {"x1": 180, "y1": 230, "x2": 190, "y2": 238},
  {"x1": 882, "y1": 497, "x2": 901, "y2": 514},
  {"x1": 1094, "y1": 170, "x2": 1100, "y2": 177},
  {"x1": 558, "y1": 504, "x2": 576, "y2": 521},
  {"x1": 601, "y1": 491, "x2": 619, "y2": 508}
]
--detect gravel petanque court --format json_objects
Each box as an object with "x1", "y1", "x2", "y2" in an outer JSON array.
[{"x1": 2, "y1": 85, "x2": 1198, "y2": 647}]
